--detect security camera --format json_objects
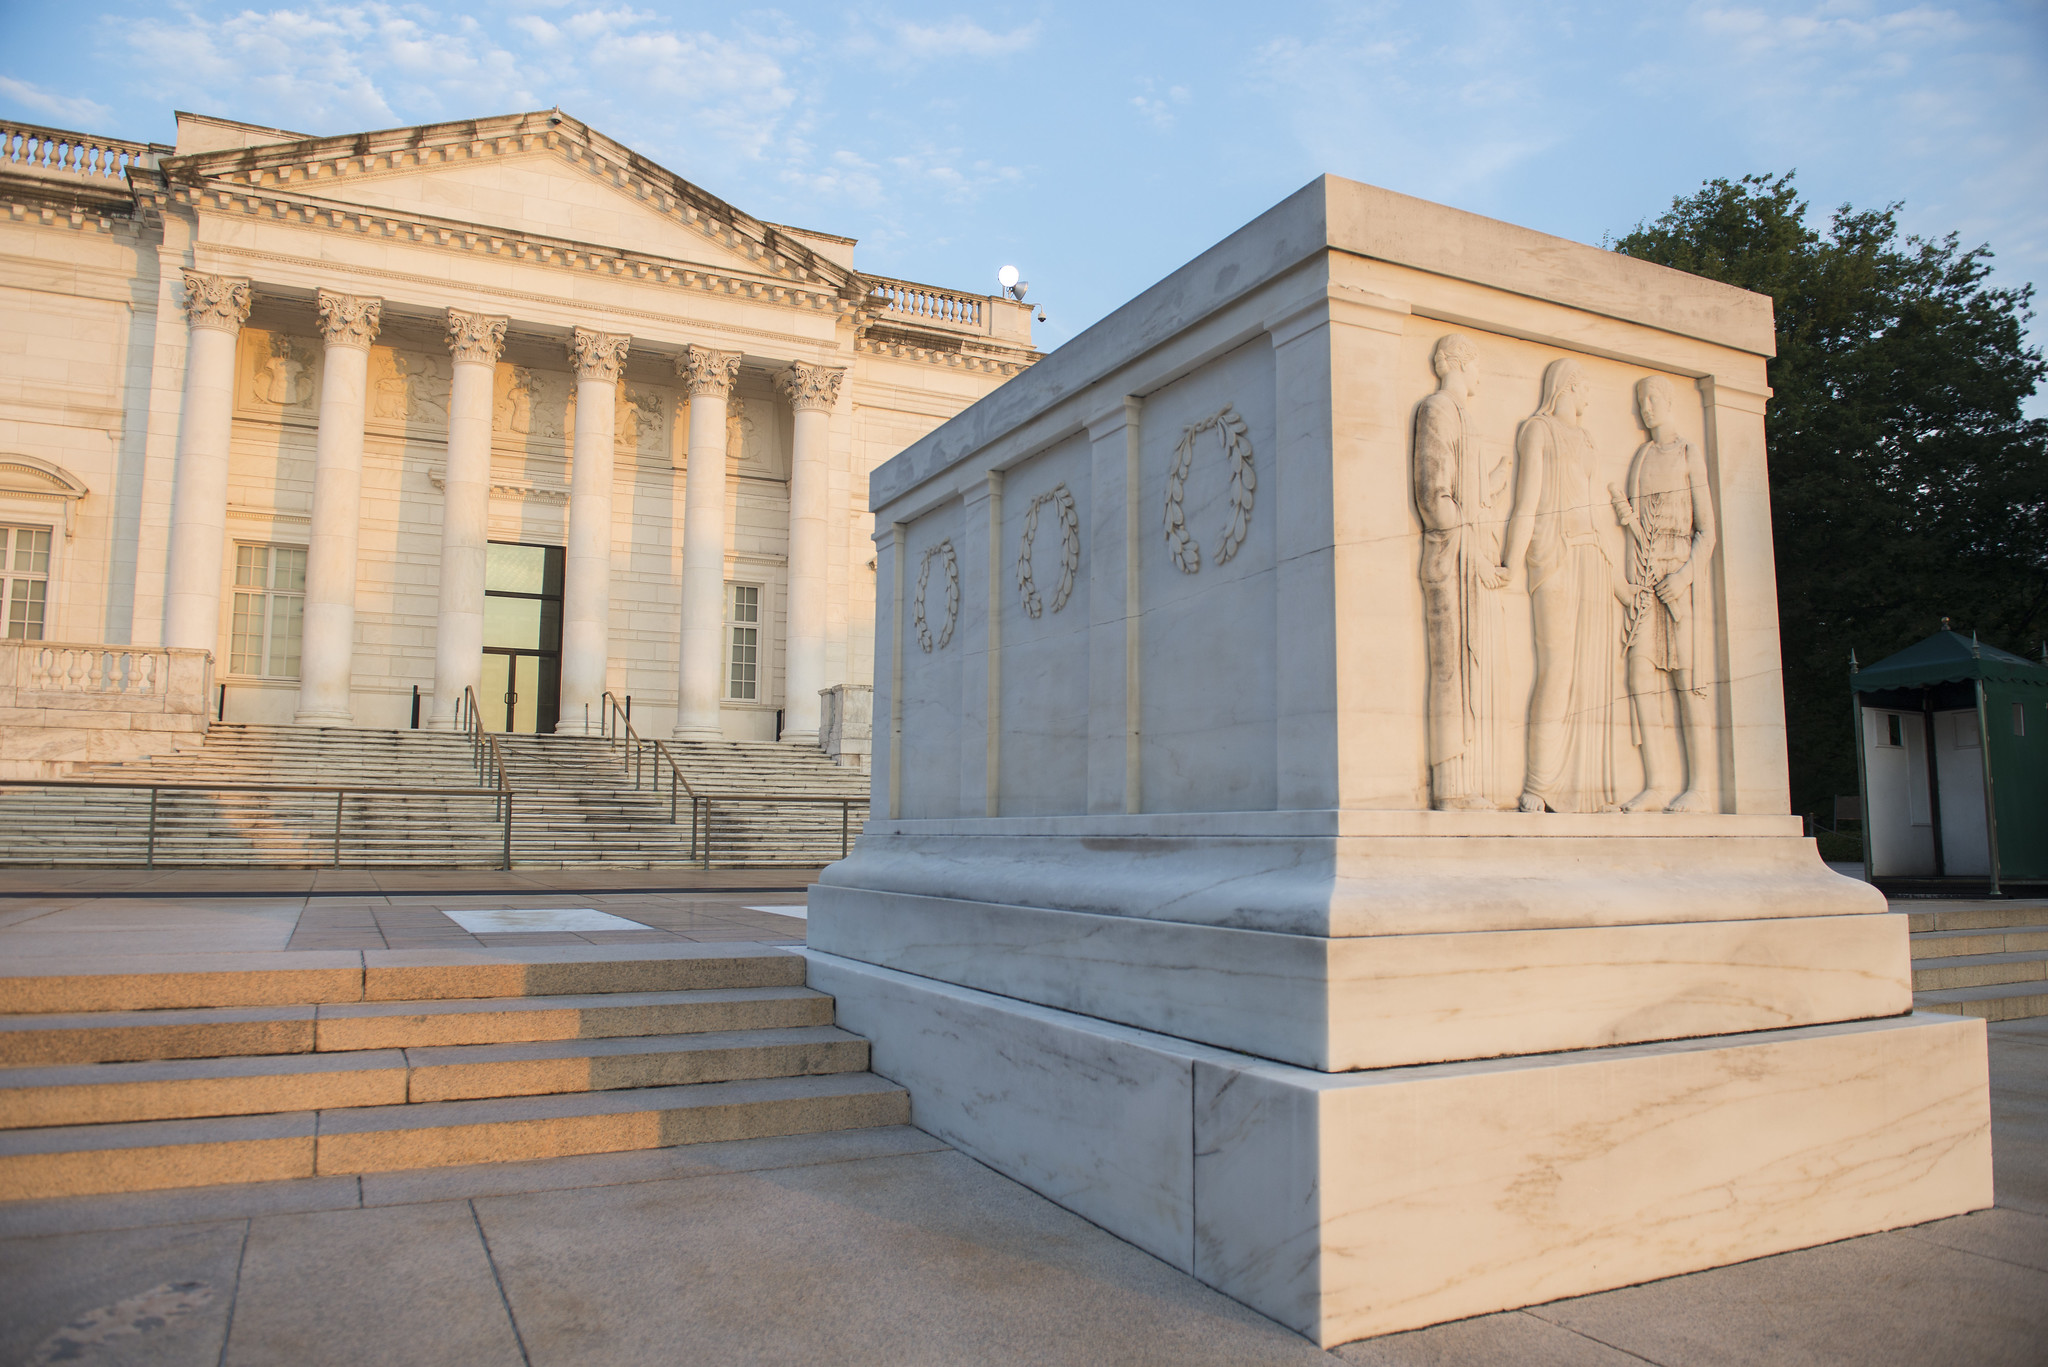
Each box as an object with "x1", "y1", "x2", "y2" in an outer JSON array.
[{"x1": 1036, "y1": 308, "x2": 1047, "y2": 323}]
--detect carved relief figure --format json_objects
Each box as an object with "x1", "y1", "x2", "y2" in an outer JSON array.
[
  {"x1": 1610, "y1": 375, "x2": 1718, "y2": 813},
  {"x1": 1413, "y1": 334, "x2": 1510, "y2": 809},
  {"x1": 251, "y1": 335, "x2": 314, "y2": 408},
  {"x1": 372, "y1": 351, "x2": 451, "y2": 425},
  {"x1": 1497, "y1": 357, "x2": 1624, "y2": 813},
  {"x1": 617, "y1": 386, "x2": 664, "y2": 454},
  {"x1": 496, "y1": 366, "x2": 534, "y2": 435}
]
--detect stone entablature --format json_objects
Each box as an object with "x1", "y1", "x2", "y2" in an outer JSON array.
[{"x1": 0, "y1": 108, "x2": 1036, "y2": 744}]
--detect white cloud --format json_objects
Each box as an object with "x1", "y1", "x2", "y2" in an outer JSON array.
[
  {"x1": 0, "y1": 77, "x2": 112, "y2": 129},
  {"x1": 846, "y1": 15, "x2": 1039, "y2": 70},
  {"x1": 1131, "y1": 80, "x2": 1191, "y2": 132}
]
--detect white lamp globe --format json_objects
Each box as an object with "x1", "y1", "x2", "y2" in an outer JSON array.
[{"x1": 998, "y1": 265, "x2": 1020, "y2": 290}]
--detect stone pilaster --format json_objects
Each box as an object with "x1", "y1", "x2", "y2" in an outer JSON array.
[
  {"x1": 776, "y1": 361, "x2": 845, "y2": 744},
  {"x1": 428, "y1": 308, "x2": 508, "y2": 729},
  {"x1": 674, "y1": 344, "x2": 741, "y2": 739},
  {"x1": 559, "y1": 327, "x2": 631, "y2": 734},
  {"x1": 162, "y1": 271, "x2": 251, "y2": 652},
  {"x1": 294, "y1": 290, "x2": 382, "y2": 723}
]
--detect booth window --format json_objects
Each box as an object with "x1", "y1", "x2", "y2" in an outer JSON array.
[
  {"x1": 2018, "y1": 703, "x2": 2028, "y2": 738},
  {"x1": 1, "y1": 524, "x2": 51, "y2": 640},
  {"x1": 1880, "y1": 713, "x2": 1904, "y2": 748},
  {"x1": 231, "y1": 543, "x2": 306, "y2": 678},
  {"x1": 727, "y1": 583, "x2": 760, "y2": 701}
]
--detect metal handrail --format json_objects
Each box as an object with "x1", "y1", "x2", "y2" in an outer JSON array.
[
  {"x1": 0, "y1": 776, "x2": 510, "y2": 870},
  {"x1": 684, "y1": 793, "x2": 868, "y2": 871},
  {"x1": 600, "y1": 691, "x2": 702, "y2": 850}
]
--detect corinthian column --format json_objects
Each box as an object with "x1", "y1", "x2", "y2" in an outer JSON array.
[
  {"x1": 776, "y1": 361, "x2": 844, "y2": 745},
  {"x1": 428, "y1": 309, "x2": 507, "y2": 729},
  {"x1": 294, "y1": 290, "x2": 382, "y2": 724},
  {"x1": 558, "y1": 327, "x2": 631, "y2": 734},
  {"x1": 674, "y1": 344, "x2": 741, "y2": 739},
  {"x1": 163, "y1": 272, "x2": 251, "y2": 651}
]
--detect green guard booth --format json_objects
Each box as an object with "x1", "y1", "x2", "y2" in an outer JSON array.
[{"x1": 1851, "y1": 629, "x2": 2048, "y2": 893}]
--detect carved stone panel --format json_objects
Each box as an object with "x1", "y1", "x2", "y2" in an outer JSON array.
[{"x1": 239, "y1": 330, "x2": 319, "y2": 418}]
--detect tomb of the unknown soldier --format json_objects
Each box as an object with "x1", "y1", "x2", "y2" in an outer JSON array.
[{"x1": 809, "y1": 173, "x2": 1995, "y2": 1346}]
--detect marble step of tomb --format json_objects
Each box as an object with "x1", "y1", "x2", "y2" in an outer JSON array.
[
  {"x1": 0, "y1": 723, "x2": 868, "y2": 868},
  {"x1": 0, "y1": 945, "x2": 907, "y2": 1199},
  {"x1": 1909, "y1": 902, "x2": 2048, "y2": 1022}
]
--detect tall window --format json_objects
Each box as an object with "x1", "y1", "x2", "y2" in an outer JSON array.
[
  {"x1": 231, "y1": 544, "x2": 306, "y2": 678},
  {"x1": 1, "y1": 525, "x2": 51, "y2": 640},
  {"x1": 727, "y1": 583, "x2": 761, "y2": 700}
]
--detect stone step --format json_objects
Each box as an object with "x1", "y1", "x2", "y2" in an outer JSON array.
[
  {"x1": 1912, "y1": 949, "x2": 2048, "y2": 992},
  {"x1": 1908, "y1": 925, "x2": 2048, "y2": 959},
  {"x1": 0, "y1": 1026, "x2": 866, "y2": 1127},
  {"x1": 1914, "y1": 981, "x2": 2048, "y2": 1022},
  {"x1": 1907, "y1": 904, "x2": 2048, "y2": 933},
  {"x1": 315, "y1": 987, "x2": 834, "y2": 1051},
  {"x1": 0, "y1": 985, "x2": 833, "y2": 1064},
  {"x1": 0, "y1": 1071, "x2": 909, "y2": 1198},
  {"x1": 0, "y1": 944, "x2": 806, "y2": 1014}
]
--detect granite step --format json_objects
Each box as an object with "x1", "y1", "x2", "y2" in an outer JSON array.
[
  {"x1": 0, "y1": 944, "x2": 807, "y2": 1014},
  {"x1": 0, "y1": 986, "x2": 835, "y2": 1064},
  {"x1": 0, "y1": 1026, "x2": 867, "y2": 1127},
  {"x1": 1905, "y1": 925, "x2": 2048, "y2": 960},
  {"x1": 1913, "y1": 980, "x2": 2048, "y2": 1022},
  {"x1": 1911, "y1": 950, "x2": 2048, "y2": 993},
  {"x1": 1906, "y1": 904, "x2": 2048, "y2": 933},
  {"x1": 0, "y1": 1072, "x2": 910, "y2": 1198}
]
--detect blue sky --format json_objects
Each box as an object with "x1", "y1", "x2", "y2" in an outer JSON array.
[{"x1": 4, "y1": 0, "x2": 2044, "y2": 387}]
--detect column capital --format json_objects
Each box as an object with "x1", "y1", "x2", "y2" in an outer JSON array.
[
  {"x1": 568, "y1": 327, "x2": 632, "y2": 384},
  {"x1": 446, "y1": 309, "x2": 509, "y2": 366},
  {"x1": 776, "y1": 360, "x2": 845, "y2": 413},
  {"x1": 677, "y1": 344, "x2": 741, "y2": 397},
  {"x1": 316, "y1": 290, "x2": 382, "y2": 351},
  {"x1": 181, "y1": 271, "x2": 251, "y2": 334}
]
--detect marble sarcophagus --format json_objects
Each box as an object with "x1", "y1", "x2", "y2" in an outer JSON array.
[{"x1": 806, "y1": 176, "x2": 1991, "y2": 1347}]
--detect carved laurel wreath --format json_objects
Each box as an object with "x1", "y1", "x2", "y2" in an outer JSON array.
[
  {"x1": 1017, "y1": 483, "x2": 1080, "y2": 618},
  {"x1": 914, "y1": 540, "x2": 960, "y2": 653},
  {"x1": 1164, "y1": 405, "x2": 1255, "y2": 574}
]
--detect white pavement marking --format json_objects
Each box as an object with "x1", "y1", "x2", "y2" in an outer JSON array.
[
  {"x1": 746, "y1": 904, "x2": 808, "y2": 920},
  {"x1": 443, "y1": 908, "x2": 651, "y2": 933}
]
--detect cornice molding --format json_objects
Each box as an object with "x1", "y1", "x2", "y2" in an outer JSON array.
[
  {"x1": 181, "y1": 271, "x2": 250, "y2": 333},
  {"x1": 426, "y1": 465, "x2": 569, "y2": 503},
  {"x1": 569, "y1": 327, "x2": 631, "y2": 385},
  {"x1": 315, "y1": 289, "x2": 381, "y2": 350}
]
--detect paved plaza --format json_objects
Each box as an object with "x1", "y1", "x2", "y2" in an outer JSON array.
[{"x1": 0, "y1": 876, "x2": 2042, "y2": 1365}]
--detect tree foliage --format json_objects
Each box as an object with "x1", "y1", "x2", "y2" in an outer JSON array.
[{"x1": 1613, "y1": 172, "x2": 2048, "y2": 817}]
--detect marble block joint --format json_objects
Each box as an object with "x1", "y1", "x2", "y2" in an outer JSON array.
[{"x1": 816, "y1": 174, "x2": 1994, "y2": 1347}]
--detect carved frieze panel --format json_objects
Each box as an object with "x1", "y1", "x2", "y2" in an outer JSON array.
[
  {"x1": 1404, "y1": 327, "x2": 1725, "y2": 815},
  {"x1": 367, "y1": 347, "x2": 451, "y2": 431},
  {"x1": 239, "y1": 330, "x2": 319, "y2": 419}
]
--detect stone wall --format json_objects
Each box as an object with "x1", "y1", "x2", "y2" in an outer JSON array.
[{"x1": 0, "y1": 641, "x2": 212, "y2": 778}]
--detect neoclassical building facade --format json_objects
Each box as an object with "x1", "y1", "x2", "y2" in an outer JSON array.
[{"x1": 0, "y1": 108, "x2": 1034, "y2": 745}]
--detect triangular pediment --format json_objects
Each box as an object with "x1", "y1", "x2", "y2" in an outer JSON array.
[{"x1": 164, "y1": 110, "x2": 859, "y2": 293}]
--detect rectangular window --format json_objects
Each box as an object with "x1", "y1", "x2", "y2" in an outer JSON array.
[
  {"x1": 1881, "y1": 713, "x2": 1904, "y2": 748},
  {"x1": 2017, "y1": 703, "x2": 2028, "y2": 738},
  {"x1": 727, "y1": 583, "x2": 760, "y2": 701},
  {"x1": 230, "y1": 543, "x2": 306, "y2": 678},
  {"x1": 1, "y1": 525, "x2": 52, "y2": 641}
]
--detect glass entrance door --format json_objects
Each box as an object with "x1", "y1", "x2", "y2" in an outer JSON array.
[{"x1": 482, "y1": 542, "x2": 563, "y2": 734}]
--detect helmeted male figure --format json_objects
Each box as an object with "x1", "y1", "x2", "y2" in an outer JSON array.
[
  {"x1": 1610, "y1": 374, "x2": 1718, "y2": 813},
  {"x1": 1413, "y1": 334, "x2": 1508, "y2": 809}
]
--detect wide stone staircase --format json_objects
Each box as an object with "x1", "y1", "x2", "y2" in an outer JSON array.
[
  {"x1": 1910, "y1": 900, "x2": 2048, "y2": 1021},
  {"x1": 0, "y1": 944, "x2": 907, "y2": 1200},
  {"x1": 0, "y1": 723, "x2": 869, "y2": 869}
]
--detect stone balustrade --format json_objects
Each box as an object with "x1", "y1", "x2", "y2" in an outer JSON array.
[
  {"x1": 0, "y1": 640, "x2": 212, "y2": 778},
  {"x1": 819, "y1": 683, "x2": 873, "y2": 770},
  {"x1": 0, "y1": 121, "x2": 159, "y2": 185},
  {"x1": 867, "y1": 277, "x2": 984, "y2": 329}
]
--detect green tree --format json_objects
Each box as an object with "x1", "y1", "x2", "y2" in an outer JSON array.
[{"x1": 1613, "y1": 173, "x2": 2048, "y2": 818}]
